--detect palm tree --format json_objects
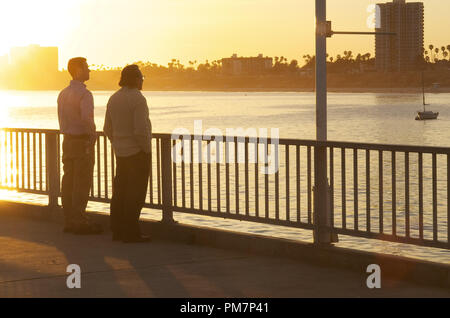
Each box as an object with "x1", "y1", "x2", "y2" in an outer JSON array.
[
  {"x1": 429, "y1": 44, "x2": 434, "y2": 61},
  {"x1": 347, "y1": 50, "x2": 353, "y2": 60},
  {"x1": 435, "y1": 48, "x2": 440, "y2": 60},
  {"x1": 440, "y1": 47, "x2": 446, "y2": 61},
  {"x1": 303, "y1": 55, "x2": 312, "y2": 64},
  {"x1": 289, "y1": 59, "x2": 298, "y2": 71}
]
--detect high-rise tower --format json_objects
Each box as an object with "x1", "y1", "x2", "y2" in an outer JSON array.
[{"x1": 375, "y1": 0, "x2": 424, "y2": 72}]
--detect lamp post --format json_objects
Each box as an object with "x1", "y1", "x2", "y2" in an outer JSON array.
[
  {"x1": 313, "y1": 0, "x2": 332, "y2": 244},
  {"x1": 313, "y1": 0, "x2": 395, "y2": 245},
  {"x1": 316, "y1": 0, "x2": 327, "y2": 142}
]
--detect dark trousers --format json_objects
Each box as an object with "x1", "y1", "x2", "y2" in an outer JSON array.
[
  {"x1": 110, "y1": 151, "x2": 150, "y2": 239},
  {"x1": 61, "y1": 136, "x2": 95, "y2": 226}
]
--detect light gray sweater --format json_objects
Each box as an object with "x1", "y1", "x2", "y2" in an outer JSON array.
[{"x1": 103, "y1": 87, "x2": 152, "y2": 157}]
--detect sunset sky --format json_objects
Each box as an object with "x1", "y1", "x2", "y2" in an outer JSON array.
[{"x1": 0, "y1": 0, "x2": 449, "y2": 69}]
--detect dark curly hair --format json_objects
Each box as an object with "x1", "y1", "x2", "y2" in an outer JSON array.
[{"x1": 119, "y1": 64, "x2": 142, "y2": 88}]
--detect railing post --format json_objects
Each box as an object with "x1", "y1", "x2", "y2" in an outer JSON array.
[
  {"x1": 46, "y1": 131, "x2": 60, "y2": 210},
  {"x1": 161, "y1": 136, "x2": 175, "y2": 223}
]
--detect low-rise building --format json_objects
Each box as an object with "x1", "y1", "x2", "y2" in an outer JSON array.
[{"x1": 222, "y1": 54, "x2": 272, "y2": 76}]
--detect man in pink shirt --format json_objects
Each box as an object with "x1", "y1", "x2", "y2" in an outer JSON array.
[{"x1": 57, "y1": 57, "x2": 102, "y2": 235}]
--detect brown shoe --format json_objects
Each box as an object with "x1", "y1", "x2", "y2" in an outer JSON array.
[
  {"x1": 63, "y1": 221, "x2": 77, "y2": 233},
  {"x1": 112, "y1": 232, "x2": 123, "y2": 241},
  {"x1": 63, "y1": 225, "x2": 75, "y2": 233},
  {"x1": 72, "y1": 223, "x2": 103, "y2": 235},
  {"x1": 122, "y1": 235, "x2": 151, "y2": 243}
]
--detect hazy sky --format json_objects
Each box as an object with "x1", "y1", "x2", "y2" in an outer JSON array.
[{"x1": 0, "y1": 0, "x2": 448, "y2": 69}]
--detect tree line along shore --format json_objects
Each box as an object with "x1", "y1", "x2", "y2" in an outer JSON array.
[{"x1": 1, "y1": 50, "x2": 449, "y2": 91}]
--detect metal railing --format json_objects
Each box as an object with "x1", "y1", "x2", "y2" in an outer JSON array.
[{"x1": 0, "y1": 128, "x2": 448, "y2": 250}]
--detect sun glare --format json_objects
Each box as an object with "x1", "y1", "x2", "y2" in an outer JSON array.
[
  {"x1": 0, "y1": 91, "x2": 17, "y2": 128},
  {"x1": 0, "y1": 1, "x2": 82, "y2": 55}
]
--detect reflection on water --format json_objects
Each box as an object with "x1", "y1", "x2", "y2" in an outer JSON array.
[{"x1": 0, "y1": 90, "x2": 449, "y2": 263}]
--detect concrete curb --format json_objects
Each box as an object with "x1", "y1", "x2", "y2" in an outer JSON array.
[{"x1": 1, "y1": 200, "x2": 449, "y2": 290}]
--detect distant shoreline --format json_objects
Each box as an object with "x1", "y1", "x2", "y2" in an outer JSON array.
[
  {"x1": 136, "y1": 87, "x2": 449, "y2": 94},
  {"x1": 2, "y1": 87, "x2": 450, "y2": 94}
]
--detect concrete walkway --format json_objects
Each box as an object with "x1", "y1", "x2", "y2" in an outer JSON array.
[{"x1": 0, "y1": 216, "x2": 449, "y2": 297}]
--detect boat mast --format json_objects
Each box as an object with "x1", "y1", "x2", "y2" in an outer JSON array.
[{"x1": 422, "y1": 71, "x2": 426, "y2": 111}]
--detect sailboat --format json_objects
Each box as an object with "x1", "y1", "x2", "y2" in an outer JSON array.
[{"x1": 415, "y1": 72, "x2": 438, "y2": 120}]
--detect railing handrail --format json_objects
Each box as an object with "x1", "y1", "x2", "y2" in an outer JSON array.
[
  {"x1": 3, "y1": 127, "x2": 450, "y2": 155},
  {"x1": 0, "y1": 127, "x2": 449, "y2": 250}
]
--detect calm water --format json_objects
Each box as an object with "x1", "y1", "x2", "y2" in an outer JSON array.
[
  {"x1": 2, "y1": 90, "x2": 450, "y2": 145},
  {"x1": 0, "y1": 90, "x2": 449, "y2": 264}
]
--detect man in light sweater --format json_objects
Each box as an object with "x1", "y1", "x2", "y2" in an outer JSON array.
[{"x1": 103, "y1": 64, "x2": 152, "y2": 243}]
